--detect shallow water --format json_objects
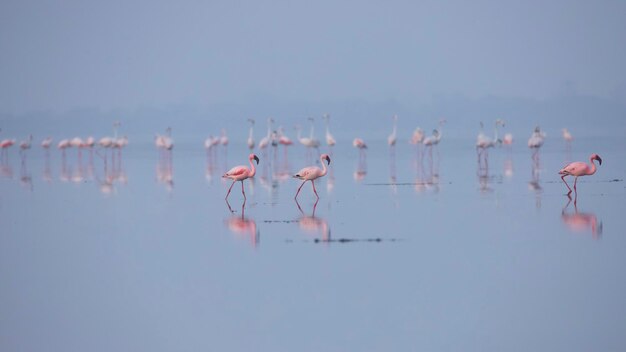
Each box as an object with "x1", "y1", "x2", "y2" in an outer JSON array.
[{"x1": 1, "y1": 135, "x2": 625, "y2": 351}]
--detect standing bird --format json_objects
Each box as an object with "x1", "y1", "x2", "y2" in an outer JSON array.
[
  {"x1": 322, "y1": 113, "x2": 336, "y2": 147},
  {"x1": 293, "y1": 154, "x2": 331, "y2": 199},
  {"x1": 219, "y1": 129, "x2": 229, "y2": 146},
  {"x1": 409, "y1": 127, "x2": 424, "y2": 145},
  {"x1": 352, "y1": 138, "x2": 367, "y2": 150},
  {"x1": 223, "y1": 154, "x2": 259, "y2": 200},
  {"x1": 19, "y1": 135, "x2": 32, "y2": 152},
  {"x1": 562, "y1": 128, "x2": 573, "y2": 143},
  {"x1": 41, "y1": 137, "x2": 53, "y2": 149},
  {"x1": 388, "y1": 114, "x2": 398, "y2": 146},
  {"x1": 258, "y1": 118, "x2": 274, "y2": 150},
  {"x1": 558, "y1": 154, "x2": 602, "y2": 195},
  {"x1": 247, "y1": 119, "x2": 255, "y2": 150},
  {"x1": 528, "y1": 126, "x2": 545, "y2": 150}
]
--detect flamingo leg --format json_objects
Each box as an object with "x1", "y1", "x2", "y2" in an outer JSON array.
[
  {"x1": 225, "y1": 180, "x2": 236, "y2": 199},
  {"x1": 241, "y1": 180, "x2": 246, "y2": 199},
  {"x1": 294, "y1": 180, "x2": 306, "y2": 199},
  {"x1": 311, "y1": 180, "x2": 319, "y2": 198},
  {"x1": 561, "y1": 175, "x2": 572, "y2": 194},
  {"x1": 573, "y1": 176, "x2": 578, "y2": 193}
]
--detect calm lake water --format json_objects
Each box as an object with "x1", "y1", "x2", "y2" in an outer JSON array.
[{"x1": 1, "y1": 131, "x2": 625, "y2": 351}]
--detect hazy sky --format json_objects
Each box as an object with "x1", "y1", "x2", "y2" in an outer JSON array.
[{"x1": 1, "y1": 0, "x2": 625, "y2": 113}]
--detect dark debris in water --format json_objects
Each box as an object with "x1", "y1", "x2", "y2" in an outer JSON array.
[
  {"x1": 364, "y1": 182, "x2": 452, "y2": 186},
  {"x1": 285, "y1": 237, "x2": 404, "y2": 244},
  {"x1": 264, "y1": 220, "x2": 299, "y2": 224},
  {"x1": 545, "y1": 179, "x2": 623, "y2": 184}
]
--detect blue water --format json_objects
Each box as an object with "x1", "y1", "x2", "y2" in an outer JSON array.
[{"x1": 1, "y1": 131, "x2": 625, "y2": 351}]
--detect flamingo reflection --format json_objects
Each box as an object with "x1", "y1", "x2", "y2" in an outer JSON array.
[
  {"x1": 295, "y1": 198, "x2": 330, "y2": 242},
  {"x1": 225, "y1": 200, "x2": 259, "y2": 247},
  {"x1": 528, "y1": 151, "x2": 542, "y2": 208},
  {"x1": 561, "y1": 196, "x2": 602, "y2": 239}
]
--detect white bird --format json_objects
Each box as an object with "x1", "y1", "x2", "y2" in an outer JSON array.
[
  {"x1": 296, "y1": 121, "x2": 320, "y2": 149},
  {"x1": 41, "y1": 137, "x2": 53, "y2": 149},
  {"x1": 388, "y1": 115, "x2": 398, "y2": 146},
  {"x1": 322, "y1": 113, "x2": 336, "y2": 147},
  {"x1": 247, "y1": 119, "x2": 255, "y2": 150},
  {"x1": 352, "y1": 138, "x2": 367, "y2": 149},
  {"x1": 219, "y1": 129, "x2": 229, "y2": 146},
  {"x1": 19, "y1": 135, "x2": 33, "y2": 151},
  {"x1": 409, "y1": 127, "x2": 424, "y2": 145},
  {"x1": 562, "y1": 128, "x2": 573, "y2": 142},
  {"x1": 528, "y1": 126, "x2": 546, "y2": 149},
  {"x1": 258, "y1": 118, "x2": 274, "y2": 149}
]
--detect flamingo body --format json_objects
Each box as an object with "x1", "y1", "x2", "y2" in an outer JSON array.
[
  {"x1": 294, "y1": 154, "x2": 331, "y2": 199},
  {"x1": 223, "y1": 154, "x2": 259, "y2": 200},
  {"x1": 558, "y1": 154, "x2": 602, "y2": 194}
]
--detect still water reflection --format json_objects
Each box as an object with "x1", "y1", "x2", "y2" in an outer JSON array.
[{"x1": 0, "y1": 134, "x2": 624, "y2": 352}]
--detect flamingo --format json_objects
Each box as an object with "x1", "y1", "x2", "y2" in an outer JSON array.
[
  {"x1": 258, "y1": 118, "x2": 274, "y2": 150},
  {"x1": 41, "y1": 137, "x2": 53, "y2": 149},
  {"x1": 528, "y1": 126, "x2": 546, "y2": 160},
  {"x1": 352, "y1": 138, "x2": 367, "y2": 149},
  {"x1": 223, "y1": 153, "x2": 259, "y2": 200},
  {"x1": 219, "y1": 129, "x2": 229, "y2": 146},
  {"x1": 423, "y1": 129, "x2": 440, "y2": 146},
  {"x1": 247, "y1": 119, "x2": 255, "y2": 150},
  {"x1": 409, "y1": 127, "x2": 424, "y2": 145},
  {"x1": 57, "y1": 139, "x2": 71, "y2": 157},
  {"x1": 277, "y1": 126, "x2": 293, "y2": 146},
  {"x1": 322, "y1": 113, "x2": 336, "y2": 147},
  {"x1": 293, "y1": 153, "x2": 331, "y2": 199},
  {"x1": 388, "y1": 114, "x2": 398, "y2": 146},
  {"x1": 0, "y1": 137, "x2": 16, "y2": 159},
  {"x1": 19, "y1": 135, "x2": 32, "y2": 152},
  {"x1": 503, "y1": 133, "x2": 514, "y2": 146},
  {"x1": 528, "y1": 126, "x2": 545, "y2": 148},
  {"x1": 296, "y1": 121, "x2": 320, "y2": 151},
  {"x1": 558, "y1": 154, "x2": 602, "y2": 195},
  {"x1": 562, "y1": 128, "x2": 573, "y2": 143}
]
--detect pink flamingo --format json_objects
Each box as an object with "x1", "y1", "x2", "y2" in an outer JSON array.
[
  {"x1": 559, "y1": 154, "x2": 602, "y2": 195},
  {"x1": 223, "y1": 154, "x2": 259, "y2": 200},
  {"x1": 293, "y1": 153, "x2": 331, "y2": 199}
]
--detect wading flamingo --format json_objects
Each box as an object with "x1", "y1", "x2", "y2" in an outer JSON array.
[
  {"x1": 528, "y1": 126, "x2": 545, "y2": 159},
  {"x1": 293, "y1": 153, "x2": 331, "y2": 199},
  {"x1": 247, "y1": 119, "x2": 255, "y2": 150},
  {"x1": 388, "y1": 114, "x2": 398, "y2": 146},
  {"x1": 409, "y1": 127, "x2": 424, "y2": 145},
  {"x1": 19, "y1": 135, "x2": 32, "y2": 152},
  {"x1": 258, "y1": 118, "x2": 274, "y2": 150},
  {"x1": 562, "y1": 128, "x2": 573, "y2": 143},
  {"x1": 223, "y1": 154, "x2": 259, "y2": 200},
  {"x1": 559, "y1": 154, "x2": 602, "y2": 195},
  {"x1": 41, "y1": 137, "x2": 53, "y2": 149},
  {"x1": 323, "y1": 113, "x2": 336, "y2": 147}
]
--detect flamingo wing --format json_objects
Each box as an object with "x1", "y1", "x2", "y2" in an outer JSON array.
[
  {"x1": 559, "y1": 162, "x2": 587, "y2": 176},
  {"x1": 224, "y1": 165, "x2": 249, "y2": 177},
  {"x1": 294, "y1": 166, "x2": 320, "y2": 180}
]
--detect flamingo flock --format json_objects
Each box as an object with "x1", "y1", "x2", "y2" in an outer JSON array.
[{"x1": 1, "y1": 115, "x2": 603, "y2": 204}]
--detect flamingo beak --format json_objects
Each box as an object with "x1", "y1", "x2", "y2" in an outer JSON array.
[
  {"x1": 254, "y1": 155, "x2": 259, "y2": 164},
  {"x1": 325, "y1": 156, "x2": 331, "y2": 165},
  {"x1": 595, "y1": 155, "x2": 602, "y2": 165}
]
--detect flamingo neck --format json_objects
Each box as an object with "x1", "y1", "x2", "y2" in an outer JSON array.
[
  {"x1": 320, "y1": 157, "x2": 328, "y2": 176},
  {"x1": 248, "y1": 158, "x2": 257, "y2": 177},
  {"x1": 249, "y1": 125, "x2": 253, "y2": 138},
  {"x1": 588, "y1": 157, "x2": 598, "y2": 175},
  {"x1": 309, "y1": 123, "x2": 315, "y2": 139}
]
